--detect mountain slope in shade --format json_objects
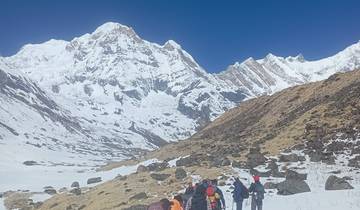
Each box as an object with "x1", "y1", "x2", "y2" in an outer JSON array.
[{"x1": 1, "y1": 22, "x2": 360, "y2": 164}]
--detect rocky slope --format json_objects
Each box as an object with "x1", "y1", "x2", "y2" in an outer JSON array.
[
  {"x1": 147, "y1": 69, "x2": 360, "y2": 164},
  {"x1": 2, "y1": 22, "x2": 360, "y2": 161},
  {"x1": 4, "y1": 68, "x2": 360, "y2": 210}
]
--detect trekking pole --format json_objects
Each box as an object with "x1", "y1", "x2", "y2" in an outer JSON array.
[{"x1": 232, "y1": 198, "x2": 234, "y2": 210}]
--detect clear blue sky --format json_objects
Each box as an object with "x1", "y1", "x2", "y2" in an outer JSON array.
[{"x1": 1, "y1": 0, "x2": 360, "y2": 72}]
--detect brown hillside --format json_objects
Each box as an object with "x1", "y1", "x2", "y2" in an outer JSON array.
[{"x1": 147, "y1": 69, "x2": 360, "y2": 161}]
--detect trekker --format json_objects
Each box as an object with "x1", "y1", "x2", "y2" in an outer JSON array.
[
  {"x1": 232, "y1": 178, "x2": 249, "y2": 210},
  {"x1": 185, "y1": 182, "x2": 195, "y2": 195},
  {"x1": 171, "y1": 195, "x2": 184, "y2": 210},
  {"x1": 211, "y1": 179, "x2": 226, "y2": 210},
  {"x1": 148, "y1": 198, "x2": 172, "y2": 210},
  {"x1": 248, "y1": 176, "x2": 265, "y2": 210},
  {"x1": 185, "y1": 184, "x2": 212, "y2": 210}
]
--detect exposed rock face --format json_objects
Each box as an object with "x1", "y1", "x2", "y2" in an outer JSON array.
[
  {"x1": 325, "y1": 175, "x2": 354, "y2": 190},
  {"x1": 87, "y1": 177, "x2": 102, "y2": 185}
]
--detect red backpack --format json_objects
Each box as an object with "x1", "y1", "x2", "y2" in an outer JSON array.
[{"x1": 206, "y1": 186, "x2": 218, "y2": 209}]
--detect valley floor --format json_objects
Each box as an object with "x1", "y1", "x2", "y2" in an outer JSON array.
[{"x1": 1, "y1": 151, "x2": 360, "y2": 209}]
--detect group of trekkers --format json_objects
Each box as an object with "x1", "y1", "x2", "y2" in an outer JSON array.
[{"x1": 147, "y1": 176, "x2": 265, "y2": 210}]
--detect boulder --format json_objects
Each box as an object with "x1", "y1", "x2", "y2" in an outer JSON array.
[
  {"x1": 136, "y1": 165, "x2": 148, "y2": 173},
  {"x1": 348, "y1": 155, "x2": 360, "y2": 168},
  {"x1": 70, "y1": 188, "x2": 81, "y2": 196},
  {"x1": 175, "y1": 168, "x2": 187, "y2": 180},
  {"x1": 116, "y1": 175, "x2": 128, "y2": 181},
  {"x1": 309, "y1": 151, "x2": 322, "y2": 162},
  {"x1": 276, "y1": 179, "x2": 311, "y2": 195},
  {"x1": 264, "y1": 182, "x2": 278, "y2": 189},
  {"x1": 147, "y1": 162, "x2": 169, "y2": 172},
  {"x1": 23, "y1": 161, "x2": 38, "y2": 166},
  {"x1": 250, "y1": 168, "x2": 272, "y2": 177},
  {"x1": 176, "y1": 155, "x2": 200, "y2": 167},
  {"x1": 211, "y1": 157, "x2": 231, "y2": 167},
  {"x1": 266, "y1": 160, "x2": 285, "y2": 177},
  {"x1": 286, "y1": 170, "x2": 307, "y2": 181},
  {"x1": 150, "y1": 173, "x2": 171, "y2": 181},
  {"x1": 321, "y1": 152, "x2": 336, "y2": 165},
  {"x1": 232, "y1": 161, "x2": 246, "y2": 168},
  {"x1": 325, "y1": 175, "x2": 354, "y2": 190},
  {"x1": 309, "y1": 151, "x2": 336, "y2": 164},
  {"x1": 71, "y1": 181, "x2": 79, "y2": 188},
  {"x1": 87, "y1": 177, "x2": 102, "y2": 185},
  {"x1": 279, "y1": 154, "x2": 306, "y2": 162},
  {"x1": 246, "y1": 147, "x2": 267, "y2": 168},
  {"x1": 43, "y1": 186, "x2": 57, "y2": 195},
  {"x1": 129, "y1": 192, "x2": 148, "y2": 201}
]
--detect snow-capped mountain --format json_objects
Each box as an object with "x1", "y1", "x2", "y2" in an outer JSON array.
[
  {"x1": 1, "y1": 22, "x2": 360, "y2": 165},
  {"x1": 218, "y1": 41, "x2": 360, "y2": 95}
]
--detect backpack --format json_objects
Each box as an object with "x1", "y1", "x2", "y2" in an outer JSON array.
[
  {"x1": 240, "y1": 184, "x2": 249, "y2": 199},
  {"x1": 206, "y1": 186, "x2": 220, "y2": 209},
  {"x1": 253, "y1": 183, "x2": 265, "y2": 201}
]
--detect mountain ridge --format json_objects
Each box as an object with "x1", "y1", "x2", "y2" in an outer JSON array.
[{"x1": 1, "y1": 22, "x2": 360, "y2": 165}]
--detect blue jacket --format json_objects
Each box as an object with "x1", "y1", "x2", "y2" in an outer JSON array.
[{"x1": 232, "y1": 179, "x2": 244, "y2": 202}]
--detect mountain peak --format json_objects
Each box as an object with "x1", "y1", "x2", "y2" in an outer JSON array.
[
  {"x1": 163, "y1": 40, "x2": 182, "y2": 50},
  {"x1": 94, "y1": 22, "x2": 130, "y2": 32},
  {"x1": 92, "y1": 22, "x2": 138, "y2": 38},
  {"x1": 265, "y1": 53, "x2": 280, "y2": 60}
]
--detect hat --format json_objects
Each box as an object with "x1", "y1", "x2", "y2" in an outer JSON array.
[{"x1": 253, "y1": 175, "x2": 260, "y2": 182}]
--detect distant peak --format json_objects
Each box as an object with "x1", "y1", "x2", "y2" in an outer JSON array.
[
  {"x1": 265, "y1": 53, "x2": 277, "y2": 59},
  {"x1": 233, "y1": 61, "x2": 241, "y2": 67},
  {"x1": 94, "y1": 22, "x2": 129, "y2": 32},
  {"x1": 93, "y1": 22, "x2": 137, "y2": 37},
  {"x1": 286, "y1": 54, "x2": 305, "y2": 62},
  {"x1": 163, "y1": 40, "x2": 182, "y2": 50},
  {"x1": 244, "y1": 57, "x2": 256, "y2": 63},
  {"x1": 295, "y1": 54, "x2": 305, "y2": 62}
]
